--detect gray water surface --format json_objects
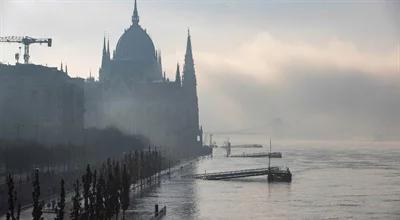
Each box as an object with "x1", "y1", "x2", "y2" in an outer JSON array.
[{"x1": 130, "y1": 141, "x2": 400, "y2": 220}]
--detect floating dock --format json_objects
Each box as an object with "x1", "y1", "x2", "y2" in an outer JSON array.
[
  {"x1": 189, "y1": 167, "x2": 291, "y2": 181},
  {"x1": 221, "y1": 144, "x2": 263, "y2": 149},
  {"x1": 230, "y1": 152, "x2": 282, "y2": 158}
]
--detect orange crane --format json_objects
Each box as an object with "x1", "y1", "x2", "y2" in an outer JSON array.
[{"x1": 0, "y1": 36, "x2": 52, "y2": 64}]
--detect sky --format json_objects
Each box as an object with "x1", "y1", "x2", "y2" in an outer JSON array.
[{"x1": 0, "y1": 0, "x2": 399, "y2": 141}]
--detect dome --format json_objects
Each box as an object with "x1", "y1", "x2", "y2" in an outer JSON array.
[
  {"x1": 114, "y1": 25, "x2": 156, "y2": 62},
  {"x1": 108, "y1": 0, "x2": 162, "y2": 82}
]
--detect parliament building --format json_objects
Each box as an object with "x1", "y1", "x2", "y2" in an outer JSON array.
[{"x1": 85, "y1": 0, "x2": 203, "y2": 154}]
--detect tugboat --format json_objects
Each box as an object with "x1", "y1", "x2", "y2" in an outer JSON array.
[{"x1": 267, "y1": 139, "x2": 292, "y2": 183}]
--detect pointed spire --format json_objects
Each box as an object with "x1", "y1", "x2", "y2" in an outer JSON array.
[
  {"x1": 132, "y1": 0, "x2": 140, "y2": 26},
  {"x1": 163, "y1": 71, "x2": 166, "y2": 82},
  {"x1": 60, "y1": 61, "x2": 64, "y2": 72},
  {"x1": 183, "y1": 29, "x2": 196, "y2": 88},
  {"x1": 102, "y1": 36, "x2": 107, "y2": 55},
  {"x1": 107, "y1": 38, "x2": 110, "y2": 59},
  {"x1": 175, "y1": 63, "x2": 181, "y2": 86},
  {"x1": 185, "y1": 29, "x2": 193, "y2": 60},
  {"x1": 101, "y1": 36, "x2": 110, "y2": 70},
  {"x1": 65, "y1": 64, "x2": 68, "y2": 74}
]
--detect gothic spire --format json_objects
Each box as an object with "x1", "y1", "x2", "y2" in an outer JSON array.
[
  {"x1": 132, "y1": 0, "x2": 140, "y2": 26},
  {"x1": 185, "y1": 29, "x2": 193, "y2": 62},
  {"x1": 100, "y1": 36, "x2": 110, "y2": 82},
  {"x1": 106, "y1": 38, "x2": 110, "y2": 59},
  {"x1": 183, "y1": 29, "x2": 196, "y2": 88},
  {"x1": 102, "y1": 36, "x2": 107, "y2": 55},
  {"x1": 175, "y1": 63, "x2": 181, "y2": 86}
]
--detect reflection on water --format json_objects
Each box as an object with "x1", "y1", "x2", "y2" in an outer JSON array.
[{"x1": 131, "y1": 138, "x2": 400, "y2": 220}]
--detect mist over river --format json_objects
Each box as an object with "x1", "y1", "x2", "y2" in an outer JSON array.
[
  {"x1": 130, "y1": 137, "x2": 400, "y2": 220},
  {"x1": 14, "y1": 138, "x2": 400, "y2": 220}
]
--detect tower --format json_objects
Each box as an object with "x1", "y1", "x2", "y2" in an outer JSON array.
[
  {"x1": 99, "y1": 36, "x2": 110, "y2": 81},
  {"x1": 183, "y1": 30, "x2": 197, "y2": 89},
  {"x1": 182, "y1": 30, "x2": 202, "y2": 147}
]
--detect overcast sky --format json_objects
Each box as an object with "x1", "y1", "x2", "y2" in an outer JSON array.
[{"x1": 0, "y1": 0, "x2": 399, "y2": 140}]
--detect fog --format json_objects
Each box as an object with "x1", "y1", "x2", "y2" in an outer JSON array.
[
  {"x1": 1, "y1": 0, "x2": 399, "y2": 141},
  {"x1": 197, "y1": 32, "x2": 400, "y2": 140}
]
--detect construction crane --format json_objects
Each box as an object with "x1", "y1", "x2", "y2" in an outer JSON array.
[{"x1": 0, "y1": 36, "x2": 52, "y2": 64}]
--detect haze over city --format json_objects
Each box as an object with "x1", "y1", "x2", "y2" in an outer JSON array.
[
  {"x1": 1, "y1": 1, "x2": 400, "y2": 219},
  {"x1": 1, "y1": 1, "x2": 399, "y2": 140}
]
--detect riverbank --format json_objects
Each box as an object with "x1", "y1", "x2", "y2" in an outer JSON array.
[{"x1": 4, "y1": 154, "x2": 208, "y2": 220}]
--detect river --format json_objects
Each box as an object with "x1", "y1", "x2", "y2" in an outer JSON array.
[
  {"x1": 15, "y1": 138, "x2": 400, "y2": 220},
  {"x1": 129, "y1": 138, "x2": 400, "y2": 220}
]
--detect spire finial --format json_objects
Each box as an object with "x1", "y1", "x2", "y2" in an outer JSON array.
[
  {"x1": 60, "y1": 61, "x2": 63, "y2": 72},
  {"x1": 185, "y1": 29, "x2": 193, "y2": 60},
  {"x1": 132, "y1": 0, "x2": 140, "y2": 25},
  {"x1": 65, "y1": 64, "x2": 68, "y2": 74}
]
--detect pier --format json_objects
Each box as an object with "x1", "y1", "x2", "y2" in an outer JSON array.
[
  {"x1": 189, "y1": 167, "x2": 290, "y2": 181},
  {"x1": 220, "y1": 144, "x2": 263, "y2": 149},
  {"x1": 230, "y1": 152, "x2": 282, "y2": 158}
]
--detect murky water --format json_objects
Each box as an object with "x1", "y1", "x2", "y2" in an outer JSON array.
[
  {"x1": 14, "y1": 139, "x2": 400, "y2": 220},
  {"x1": 130, "y1": 139, "x2": 400, "y2": 220}
]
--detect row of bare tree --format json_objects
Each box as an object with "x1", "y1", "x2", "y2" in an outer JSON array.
[{"x1": 6, "y1": 148, "x2": 164, "y2": 220}]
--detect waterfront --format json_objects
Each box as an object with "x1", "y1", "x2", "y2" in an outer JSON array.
[{"x1": 130, "y1": 139, "x2": 400, "y2": 220}]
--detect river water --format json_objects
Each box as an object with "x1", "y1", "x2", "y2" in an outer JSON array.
[
  {"x1": 14, "y1": 139, "x2": 400, "y2": 220},
  {"x1": 129, "y1": 138, "x2": 400, "y2": 220}
]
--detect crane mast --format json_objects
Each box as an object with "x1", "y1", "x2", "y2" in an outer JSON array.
[{"x1": 0, "y1": 36, "x2": 52, "y2": 64}]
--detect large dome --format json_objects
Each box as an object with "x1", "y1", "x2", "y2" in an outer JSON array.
[
  {"x1": 114, "y1": 25, "x2": 156, "y2": 62},
  {"x1": 106, "y1": 0, "x2": 162, "y2": 82}
]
